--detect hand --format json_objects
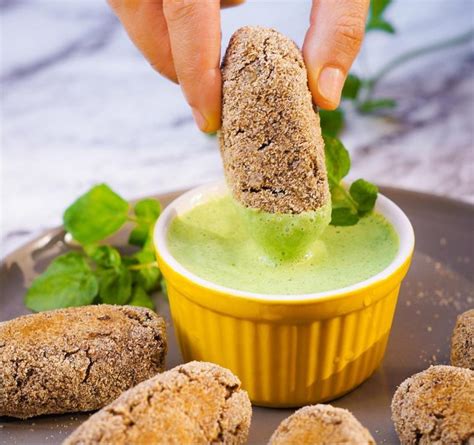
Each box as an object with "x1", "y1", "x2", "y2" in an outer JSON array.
[
  {"x1": 303, "y1": 0, "x2": 369, "y2": 110},
  {"x1": 109, "y1": 0, "x2": 369, "y2": 133}
]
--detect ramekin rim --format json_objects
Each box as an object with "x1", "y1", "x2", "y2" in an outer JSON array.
[{"x1": 154, "y1": 180, "x2": 415, "y2": 303}]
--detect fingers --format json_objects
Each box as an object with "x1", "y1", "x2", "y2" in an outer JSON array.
[
  {"x1": 163, "y1": 0, "x2": 222, "y2": 133},
  {"x1": 108, "y1": 0, "x2": 177, "y2": 82},
  {"x1": 303, "y1": 0, "x2": 369, "y2": 110}
]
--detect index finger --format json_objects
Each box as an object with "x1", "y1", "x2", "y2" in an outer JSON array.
[
  {"x1": 108, "y1": 0, "x2": 177, "y2": 82},
  {"x1": 163, "y1": 0, "x2": 222, "y2": 133}
]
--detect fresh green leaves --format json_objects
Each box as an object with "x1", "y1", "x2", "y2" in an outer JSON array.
[
  {"x1": 129, "y1": 249, "x2": 161, "y2": 293},
  {"x1": 85, "y1": 245, "x2": 121, "y2": 268},
  {"x1": 367, "y1": 19, "x2": 395, "y2": 34},
  {"x1": 323, "y1": 135, "x2": 351, "y2": 186},
  {"x1": 135, "y1": 199, "x2": 161, "y2": 221},
  {"x1": 357, "y1": 98, "x2": 397, "y2": 114},
  {"x1": 366, "y1": 0, "x2": 395, "y2": 34},
  {"x1": 25, "y1": 253, "x2": 98, "y2": 312},
  {"x1": 330, "y1": 208, "x2": 360, "y2": 227},
  {"x1": 342, "y1": 74, "x2": 362, "y2": 100},
  {"x1": 129, "y1": 199, "x2": 161, "y2": 247},
  {"x1": 320, "y1": 72, "x2": 395, "y2": 138},
  {"x1": 129, "y1": 285, "x2": 155, "y2": 310},
  {"x1": 64, "y1": 184, "x2": 129, "y2": 244},
  {"x1": 350, "y1": 179, "x2": 379, "y2": 215},
  {"x1": 323, "y1": 136, "x2": 378, "y2": 226},
  {"x1": 25, "y1": 185, "x2": 164, "y2": 312},
  {"x1": 128, "y1": 224, "x2": 149, "y2": 247},
  {"x1": 96, "y1": 264, "x2": 132, "y2": 305},
  {"x1": 319, "y1": 109, "x2": 344, "y2": 137},
  {"x1": 323, "y1": 2, "x2": 463, "y2": 137},
  {"x1": 369, "y1": 0, "x2": 392, "y2": 18},
  {"x1": 316, "y1": 77, "x2": 364, "y2": 135}
]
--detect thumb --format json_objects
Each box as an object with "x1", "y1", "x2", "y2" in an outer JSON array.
[{"x1": 303, "y1": 0, "x2": 369, "y2": 110}]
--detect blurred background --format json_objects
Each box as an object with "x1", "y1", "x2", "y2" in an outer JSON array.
[{"x1": 1, "y1": 0, "x2": 473, "y2": 256}]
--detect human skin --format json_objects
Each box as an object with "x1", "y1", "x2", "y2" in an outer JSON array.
[{"x1": 108, "y1": 0, "x2": 369, "y2": 133}]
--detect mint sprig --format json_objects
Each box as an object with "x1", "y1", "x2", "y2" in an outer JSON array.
[
  {"x1": 341, "y1": 74, "x2": 362, "y2": 100},
  {"x1": 366, "y1": 0, "x2": 395, "y2": 34},
  {"x1": 129, "y1": 198, "x2": 162, "y2": 247},
  {"x1": 319, "y1": 108, "x2": 344, "y2": 138},
  {"x1": 319, "y1": 2, "x2": 472, "y2": 138},
  {"x1": 25, "y1": 252, "x2": 98, "y2": 312},
  {"x1": 128, "y1": 285, "x2": 155, "y2": 310},
  {"x1": 25, "y1": 185, "x2": 163, "y2": 312},
  {"x1": 349, "y1": 179, "x2": 378, "y2": 215},
  {"x1": 63, "y1": 184, "x2": 129, "y2": 245},
  {"x1": 357, "y1": 98, "x2": 397, "y2": 114},
  {"x1": 324, "y1": 135, "x2": 379, "y2": 226}
]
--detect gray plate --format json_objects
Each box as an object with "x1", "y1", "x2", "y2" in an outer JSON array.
[{"x1": 1, "y1": 187, "x2": 473, "y2": 445}]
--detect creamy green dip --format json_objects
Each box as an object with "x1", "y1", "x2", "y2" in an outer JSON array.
[{"x1": 167, "y1": 195, "x2": 399, "y2": 295}]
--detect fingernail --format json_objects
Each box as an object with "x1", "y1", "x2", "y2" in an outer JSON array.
[
  {"x1": 318, "y1": 66, "x2": 345, "y2": 106},
  {"x1": 191, "y1": 107, "x2": 208, "y2": 132}
]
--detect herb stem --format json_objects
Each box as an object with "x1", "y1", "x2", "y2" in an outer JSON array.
[
  {"x1": 128, "y1": 262, "x2": 158, "y2": 271},
  {"x1": 127, "y1": 215, "x2": 139, "y2": 223},
  {"x1": 363, "y1": 28, "x2": 474, "y2": 100}
]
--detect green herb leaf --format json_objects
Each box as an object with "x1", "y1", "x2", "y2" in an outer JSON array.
[
  {"x1": 25, "y1": 184, "x2": 165, "y2": 312},
  {"x1": 129, "y1": 198, "x2": 161, "y2": 247},
  {"x1": 134, "y1": 198, "x2": 161, "y2": 223},
  {"x1": 358, "y1": 98, "x2": 397, "y2": 114},
  {"x1": 128, "y1": 224, "x2": 149, "y2": 247},
  {"x1": 323, "y1": 135, "x2": 351, "y2": 186},
  {"x1": 324, "y1": 139, "x2": 379, "y2": 226},
  {"x1": 133, "y1": 248, "x2": 156, "y2": 265},
  {"x1": 142, "y1": 233, "x2": 157, "y2": 254},
  {"x1": 342, "y1": 74, "x2": 362, "y2": 100},
  {"x1": 371, "y1": 0, "x2": 391, "y2": 18},
  {"x1": 367, "y1": 0, "x2": 395, "y2": 34},
  {"x1": 130, "y1": 249, "x2": 160, "y2": 292},
  {"x1": 319, "y1": 109, "x2": 344, "y2": 137},
  {"x1": 366, "y1": 18, "x2": 395, "y2": 34},
  {"x1": 350, "y1": 179, "x2": 379, "y2": 215},
  {"x1": 63, "y1": 184, "x2": 129, "y2": 244},
  {"x1": 85, "y1": 245, "x2": 121, "y2": 269},
  {"x1": 96, "y1": 264, "x2": 132, "y2": 305},
  {"x1": 330, "y1": 207, "x2": 360, "y2": 226},
  {"x1": 133, "y1": 267, "x2": 160, "y2": 293},
  {"x1": 128, "y1": 285, "x2": 155, "y2": 310},
  {"x1": 25, "y1": 252, "x2": 98, "y2": 312}
]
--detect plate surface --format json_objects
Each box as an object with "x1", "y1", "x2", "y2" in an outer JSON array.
[{"x1": 1, "y1": 187, "x2": 473, "y2": 445}]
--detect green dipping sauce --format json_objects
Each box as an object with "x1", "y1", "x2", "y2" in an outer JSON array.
[{"x1": 168, "y1": 195, "x2": 399, "y2": 295}]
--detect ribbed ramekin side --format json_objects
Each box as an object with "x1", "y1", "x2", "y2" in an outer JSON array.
[{"x1": 167, "y1": 283, "x2": 401, "y2": 406}]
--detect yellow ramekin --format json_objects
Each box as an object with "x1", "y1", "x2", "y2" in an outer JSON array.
[{"x1": 154, "y1": 181, "x2": 415, "y2": 407}]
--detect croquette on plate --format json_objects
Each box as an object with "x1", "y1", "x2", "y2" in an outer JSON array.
[
  {"x1": 0, "y1": 305, "x2": 167, "y2": 418},
  {"x1": 269, "y1": 404, "x2": 375, "y2": 445},
  {"x1": 64, "y1": 361, "x2": 252, "y2": 445},
  {"x1": 391, "y1": 365, "x2": 474, "y2": 444},
  {"x1": 451, "y1": 308, "x2": 474, "y2": 369}
]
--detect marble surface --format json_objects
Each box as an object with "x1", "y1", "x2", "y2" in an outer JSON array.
[{"x1": 1, "y1": 0, "x2": 473, "y2": 257}]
